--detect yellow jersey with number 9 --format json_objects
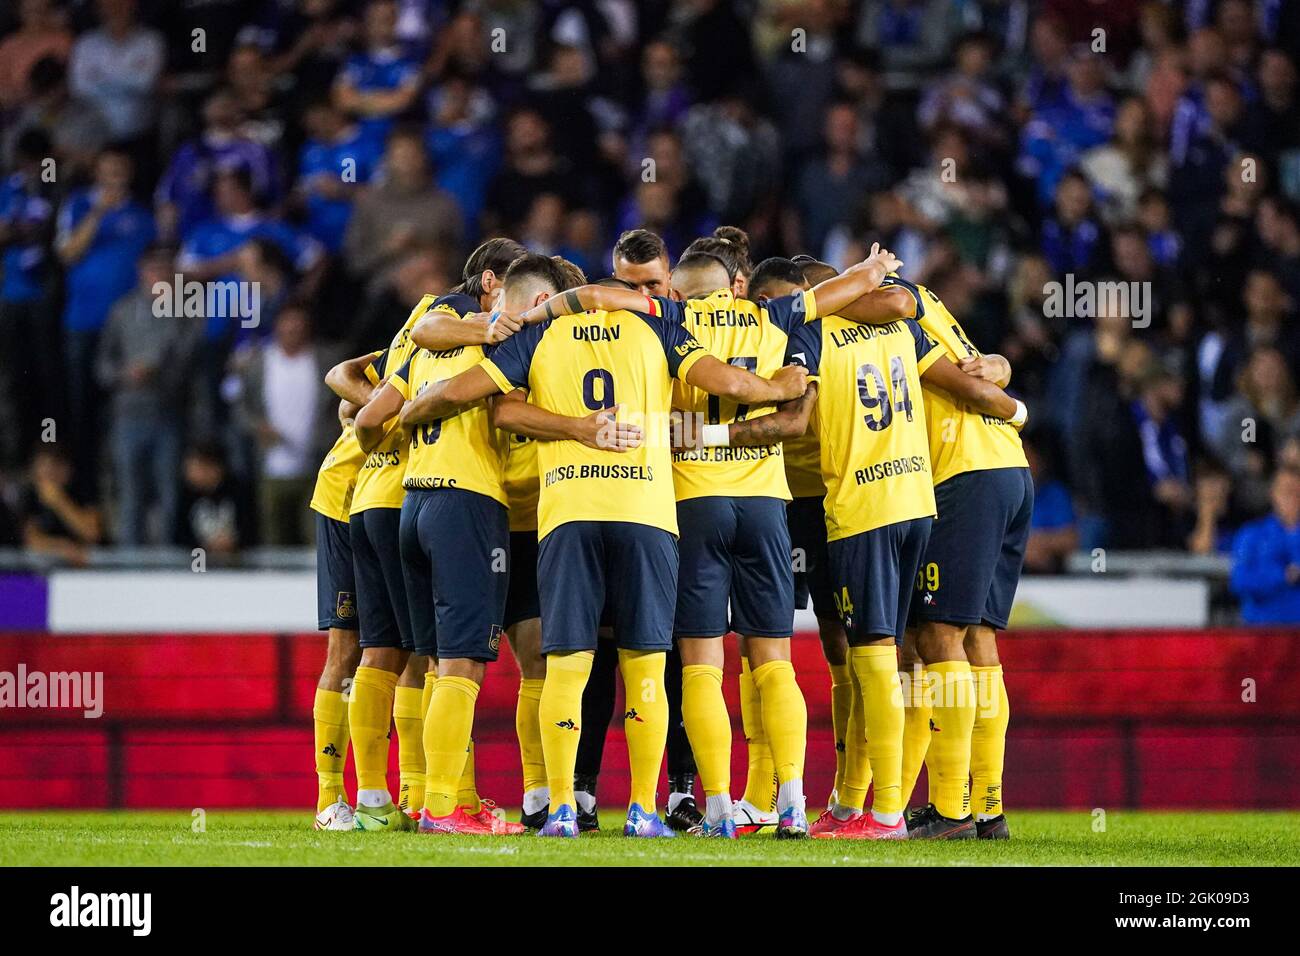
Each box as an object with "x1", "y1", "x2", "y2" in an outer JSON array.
[
  {"x1": 882, "y1": 277, "x2": 1028, "y2": 486},
  {"x1": 349, "y1": 293, "x2": 454, "y2": 514},
  {"x1": 390, "y1": 342, "x2": 508, "y2": 504},
  {"x1": 656, "y1": 289, "x2": 815, "y2": 502},
  {"x1": 787, "y1": 315, "x2": 941, "y2": 541},
  {"x1": 479, "y1": 306, "x2": 706, "y2": 541}
]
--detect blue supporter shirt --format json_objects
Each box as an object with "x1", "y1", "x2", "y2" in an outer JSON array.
[
  {"x1": 0, "y1": 174, "x2": 53, "y2": 304},
  {"x1": 1230, "y1": 515, "x2": 1300, "y2": 624},
  {"x1": 57, "y1": 190, "x2": 156, "y2": 332},
  {"x1": 156, "y1": 135, "x2": 279, "y2": 241},
  {"x1": 337, "y1": 47, "x2": 421, "y2": 148},
  {"x1": 298, "y1": 127, "x2": 383, "y2": 252}
]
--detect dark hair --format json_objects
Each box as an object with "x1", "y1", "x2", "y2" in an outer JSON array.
[
  {"x1": 794, "y1": 256, "x2": 838, "y2": 285},
  {"x1": 683, "y1": 226, "x2": 752, "y2": 279},
  {"x1": 749, "y1": 257, "x2": 806, "y2": 298},
  {"x1": 26, "y1": 55, "x2": 65, "y2": 95},
  {"x1": 14, "y1": 128, "x2": 52, "y2": 162},
  {"x1": 613, "y1": 228, "x2": 668, "y2": 266},
  {"x1": 503, "y1": 252, "x2": 571, "y2": 295},
  {"x1": 455, "y1": 237, "x2": 528, "y2": 299},
  {"x1": 596, "y1": 276, "x2": 637, "y2": 289},
  {"x1": 674, "y1": 250, "x2": 732, "y2": 279},
  {"x1": 552, "y1": 256, "x2": 587, "y2": 290}
]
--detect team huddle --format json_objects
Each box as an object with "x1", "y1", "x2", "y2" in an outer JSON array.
[{"x1": 308, "y1": 224, "x2": 1031, "y2": 841}]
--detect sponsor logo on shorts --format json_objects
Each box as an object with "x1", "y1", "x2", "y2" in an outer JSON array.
[
  {"x1": 336, "y1": 591, "x2": 356, "y2": 620},
  {"x1": 488, "y1": 624, "x2": 502, "y2": 652}
]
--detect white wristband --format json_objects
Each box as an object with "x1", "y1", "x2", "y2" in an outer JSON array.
[
  {"x1": 1009, "y1": 399, "x2": 1028, "y2": 427},
  {"x1": 702, "y1": 424, "x2": 731, "y2": 447}
]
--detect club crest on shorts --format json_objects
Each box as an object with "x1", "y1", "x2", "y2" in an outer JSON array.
[
  {"x1": 336, "y1": 591, "x2": 356, "y2": 620},
  {"x1": 488, "y1": 624, "x2": 503, "y2": 652}
]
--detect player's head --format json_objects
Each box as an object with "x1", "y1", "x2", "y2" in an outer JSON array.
[
  {"x1": 749, "y1": 257, "x2": 806, "y2": 300},
  {"x1": 792, "y1": 254, "x2": 838, "y2": 286},
  {"x1": 612, "y1": 229, "x2": 670, "y2": 295},
  {"x1": 670, "y1": 251, "x2": 731, "y2": 301},
  {"x1": 500, "y1": 252, "x2": 571, "y2": 311},
  {"x1": 552, "y1": 255, "x2": 587, "y2": 291},
  {"x1": 457, "y1": 237, "x2": 528, "y2": 308},
  {"x1": 683, "y1": 226, "x2": 752, "y2": 297}
]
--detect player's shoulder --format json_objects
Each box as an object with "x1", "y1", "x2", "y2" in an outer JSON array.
[{"x1": 430, "y1": 292, "x2": 479, "y2": 317}]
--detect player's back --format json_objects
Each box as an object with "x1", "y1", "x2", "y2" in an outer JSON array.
[
  {"x1": 792, "y1": 314, "x2": 940, "y2": 541},
  {"x1": 481, "y1": 306, "x2": 705, "y2": 540},
  {"x1": 667, "y1": 288, "x2": 807, "y2": 501},
  {"x1": 883, "y1": 277, "x2": 1028, "y2": 485}
]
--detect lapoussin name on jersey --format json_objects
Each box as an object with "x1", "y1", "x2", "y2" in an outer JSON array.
[
  {"x1": 545, "y1": 463, "x2": 654, "y2": 486},
  {"x1": 855, "y1": 455, "x2": 929, "y2": 485},
  {"x1": 830, "y1": 321, "x2": 904, "y2": 348}
]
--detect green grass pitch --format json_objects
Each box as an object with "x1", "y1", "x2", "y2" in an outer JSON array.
[{"x1": 2, "y1": 810, "x2": 1298, "y2": 866}]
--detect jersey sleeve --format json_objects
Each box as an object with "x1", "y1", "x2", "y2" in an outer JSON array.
[
  {"x1": 908, "y1": 319, "x2": 942, "y2": 376},
  {"x1": 762, "y1": 289, "x2": 817, "y2": 334},
  {"x1": 480, "y1": 323, "x2": 544, "y2": 393},
  {"x1": 785, "y1": 319, "x2": 822, "y2": 379},
  {"x1": 879, "y1": 275, "x2": 925, "y2": 319},
  {"x1": 366, "y1": 348, "x2": 387, "y2": 383},
  {"x1": 389, "y1": 354, "x2": 414, "y2": 400},
  {"x1": 640, "y1": 312, "x2": 706, "y2": 380},
  {"x1": 430, "y1": 292, "x2": 479, "y2": 318},
  {"x1": 644, "y1": 295, "x2": 687, "y2": 325}
]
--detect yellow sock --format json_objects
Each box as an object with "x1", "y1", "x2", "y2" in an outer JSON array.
[
  {"x1": 970, "y1": 665, "x2": 1010, "y2": 819},
  {"x1": 457, "y1": 738, "x2": 480, "y2": 813},
  {"x1": 539, "y1": 652, "x2": 594, "y2": 810},
  {"x1": 517, "y1": 678, "x2": 547, "y2": 795},
  {"x1": 348, "y1": 666, "x2": 398, "y2": 796},
  {"x1": 681, "y1": 664, "x2": 730, "y2": 797},
  {"x1": 739, "y1": 657, "x2": 776, "y2": 811},
  {"x1": 839, "y1": 663, "x2": 872, "y2": 811},
  {"x1": 850, "y1": 645, "x2": 904, "y2": 818},
  {"x1": 421, "y1": 676, "x2": 478, "y2": 817},
  {"x1": 828, "y1": 662, "x2": 853, "y2": 797},
  {"x1": 926, "y1": 661, "x2": 975, "y2": 819},
  {"x1": 901, "y1": 666, "x2": 933, "y2": 808},
  {"x1": 393, "y1": 685, "x2": 425, "y2": 812},
  {"x1": 619, "y1": 649, "x2": 668, "y2": 810},
  {"x1": 751, "y1": 660, "x2": 806, "y2": 788},
  {"x1": 313, "y1": 688, "x2": 350, "y2": 812},
  {"x1": 421, "y1": 670, "x2": 436, "y2": 719}
]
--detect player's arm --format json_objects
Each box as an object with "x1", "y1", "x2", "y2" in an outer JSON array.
[
  {"x1": 339, "y1": 398, "x2": 360, "y2": 426},
  {"x1": 678, "y1": 383, "x2": 819, "y2": 451},
  {"x1": 833, "y1": 285, "x2": 920, "y2": 325},
  {"x1": 353, "y1": 381, "x2": 404, "y2": 452},
  {"x1": 411, "y1": 309, "x2": 523, "y2": 349},
  {"x1": 921, "y1": 355, "x2": 1026, "y2": 427},
  {"x1": 490, "y1": 389, "x2": 642, "y2": 451},
  {"x1": 805, "y1": 243, "x2": 904, "y2": 316},
  {"x1": 684, "y1": 357, "x2": 807, "y2": 406},
  {"x1": 325, "y1": 352, "x2": 382, "y2": 405},
  {"x1": 958, "y1": 353, "x2": 1012, "y2": 388},
  {"x1": 399, "y1": 365, "x2": 500, "y2": 427},
  {"x1": 515, "y1": 285, "x2": 651, "y2": 324}
]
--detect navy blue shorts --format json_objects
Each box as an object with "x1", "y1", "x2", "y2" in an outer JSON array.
[
  {"x1": 913, "y1": 467, "x2": 1034, "y2": 630},
  {"x1": 674, "y1": 496, "x2": 794, "y2": 638},
  {"x1": 787, "y1": 495, "x2": 834, "y2": 621},
  {"x1": 538, "y1": 521, "x2": 678, "y2": 653},
  {"x1": 828, "y1": 516, "x2": 931, "y2": 644},
  {"x1": 350, "y1": 508, "x2": 413, "y2": 651},
  {"x1": 316, "y1": 513, "x2": 358, "y2": 630},
  {"x1": 399, "y1": 488, "x2": 509, "y2": 661},
  {"x1": 504, "y1": 530, "x2": 540, "y2": 629}
]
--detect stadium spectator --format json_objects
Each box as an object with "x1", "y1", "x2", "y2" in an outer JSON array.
[
  {"x1": 67, "y1": 0, "x2": 164, "y2": 145},
  {"x1": 1023, "y1": 432, "x2": 1077, "y2": 574},
  {"x1": 331, "y1": 0, "x2": 421, "y2": 151},
  {"x1": 483, "y1": 108, "x2": 578, "y2": 238},
  {"x1": 1189, "y1": 461, "x2": 1238, "y2": 557},
  {"x1": 1213, "y1": 347, "x2": 1300, "y2": 518},
  {"x1": 342, "y1": 127, "x2": 461, "y2": 279},
  {"x1": 0, "y1": 0, "x2": 72, "y2": 111},
  {"x1": 95, "y1": 244, "x2": 199, "y2": 546},
  {"x1": 231, "y1": 303, "x2": 336, "y2": 546},
  {"x1": 1079, "y1": 95, "x2": 1167, "y2": 226},
  {"x1": 296, "y1": 98, "x2": 383, "y2": 254},
  {"x1": 3, "y1": 54, "x2": 110, "y2": 180},
  {"x1": 17, "y1": 445, "x2": 101, "y2": 565},
  {"x1": 176, "y1": 440, "x2": 254, "y2": 556},
  {"x1": 1230, "y1": 467, "x2": 1300, "y2": 624}
]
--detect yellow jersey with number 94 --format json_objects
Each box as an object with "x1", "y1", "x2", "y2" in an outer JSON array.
[{"x1": 787, "y1": 315, "x2": 941, "y2": 541}]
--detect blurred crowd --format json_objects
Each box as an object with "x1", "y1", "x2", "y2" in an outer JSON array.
[{"x1": 0, "y1": 0, "x2": 1298, "y2": 611}]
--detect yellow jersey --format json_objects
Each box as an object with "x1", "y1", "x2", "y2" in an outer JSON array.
[
  {"x1": 479, "y1": 306, "x2": 707, "y2": 541},
  {"x1": 502, "y1": 432, "x2": 539, "y2": 532},
  {"x1": 309, "y1": 351, "x2": 384, "y2": 521},
  {"x1": 390, "y1": 341, "x2": 508, "y2": 505},
  {"x1": 788, "y1": 315, "x2": 941, "y2": 541},
  {"x1": 657, "y1": 289, "x2": 815, "y2": 502},
  {"x1": 883, "y1": 277, "x2": 1028, "y2": 485},
  {"x1": 349, "y1": 292, "x2": 472, "y2": 514}
]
